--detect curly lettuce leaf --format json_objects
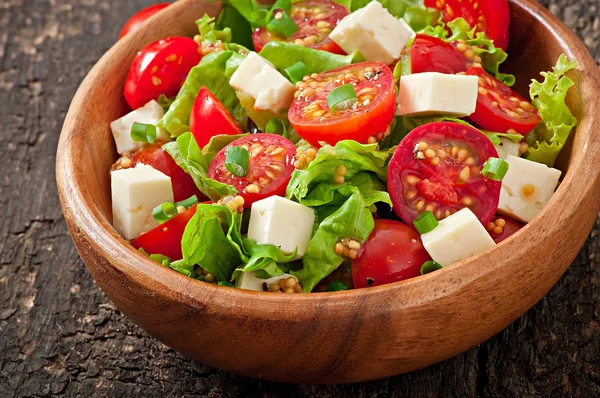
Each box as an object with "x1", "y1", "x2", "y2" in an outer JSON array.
[
  {"x1": 423, "y1": 18, "x2": 514, "y2": 86},
  {"x1": 159, "y1": 50, "x2": 247, "y2": 137},
  {"x1": 181, "y1": 204, "x2": 247, "y2": 281},
  {"x1": 286, "y1": 140, "x2": 394, "y2": 203},
  {"x1": 163, "y1": 133, "x2": 237, "y2": 201},
  {"x1": 526, "y1": 55, "x2": 578, "y2": 167},
  {"x1": 292, "y1": 185, "x2": 374, "y2": 292},
  {"x1": 196, "y1": 14, "x2": 232, "y2": 44},
  {"x1": 233, "y1": 239, "x2": 298, "y2": 280},
  {"x1": 258, "y1": 41, "x2": 359, "y2": 75}
]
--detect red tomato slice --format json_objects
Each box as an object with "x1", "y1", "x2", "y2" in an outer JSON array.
[
  {"x1": 130, "y1": 143, "x2": 205, "y2": 203},
  {"x1": 352, "y1": 219, "x2": 432, "y2": 289},
  {"x1": 190, "y1": 87, "x2": 244, "y2": 149},
  {"x1": 119, "y1": 3, "x2": 171, "y2": 40},
  {"x1": 411, "y1": 34, "x2": 469, "y2": 74},
  {"x1": 132, "y1": 204, "x2": 197, "y2": 260},
  {"x1": 252, "y1": 0, "x2": 348, "y2": 54},
  {"x1": 466, "y1": 67, "x2": 541, "y2": 134},
  {"x1": 486, "y1": 215, "x2": 523, "y2": 243},
  {"x1": 289, "y1": 62, "x2": 396, "y2": 146},
  {"x1": 388, "y1": 122, "x2": 501, "y2": 226},
  {"x1": 424, "y1": 0, "x2": 510, "y2": 51},
  {"x1": 208, "y1": 134, "x2": 296, "y2": 207},
  {"x1": 124, "y1": 37, "x2": 201, "y2": 110}
]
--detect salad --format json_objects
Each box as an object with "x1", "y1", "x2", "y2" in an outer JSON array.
[{"x1": 109, "y1": 0, "x2": 578, "y2": 294}]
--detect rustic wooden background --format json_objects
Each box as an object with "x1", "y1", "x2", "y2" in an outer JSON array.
[{"x1": 1, "y1": 0, "x2": 599, "y2": 396}]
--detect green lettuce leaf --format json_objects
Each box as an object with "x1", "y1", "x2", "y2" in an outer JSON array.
[
  {"x1": 484, "y1": 131, "x2": 523, "y2": 147},
  {"x1": 233, "y1": 239, "x2": 298, "y2": 280},
  {"x1": 286, "y1": 140, "x2": 394, "y2": 203},
  {"x1": 196, "y1": 14, "x2": 232, "y2": 44},
  {"x1": 423, "y1": 18, "x2": 514, "y2": 86},
  {"x1": 526, "y1": 54, "x2": 578, "y2": 167},
  {"x1": 181, "y1": 204, "x2": 247, "y2": 281},
  {"x1": 223, "y1": 0, "x2": 269, "y2": 29},
  {"x1": 216, "y1": 5, "x2": 254, "y2": 48},
  {"x1": 163, "y1": 133, "x2": 237, "y2": 201},
  {"x1": 159, "y1": 50, "x2": 247, "y2": 137},
  {"x1": 258, "y1": 41, "x2": 359, "y2": 74},
  {"x1": 292, "y1": 185, "x2": 374, "y2": 292}
]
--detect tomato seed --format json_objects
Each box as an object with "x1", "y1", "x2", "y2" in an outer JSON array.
[
  {"x1": 245, "y1": 184, "x2": 260, "y2": 194},
  {"x1": 415, "y1": 200, "x2": 425, "y2": 211},
  {"x1": 152, "y1": 76, "x2": 162, "y2": 86},
  {"x1": 459, "y1": 166, "x2": 470, "y2": 181},
  {"x1": 478, "y1": 87, "x2": 488, "y2": 96},
  {"x1": 425, "y1": 149, "x2": 436, "y2": 159},
  {"x1": 462, "y1": 197, "x2": 473, "y2": 206},
  {"x1": 406, "y1": 190, "x2": 418, "y2": 200},
  {"x1": 406, "y1": 175, "x2": 421, "y2": 186}
]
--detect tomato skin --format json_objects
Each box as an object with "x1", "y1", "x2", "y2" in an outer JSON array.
[
  {"x1": 352, "y1": 219, "x2": 432, "y2": 289},
  {"x1": 252, "y1": 0, "x2": 348, "y2": 54},
  {"x1": 208, "y1": 134, "x2": 296, "y2": 207},
  {"x1": 388, "y1": 122, "x2": 501, "y2": 227},
  {"x1": 466, "y1": 68, "x2": 541, "y2": 134},
  {"x1": 411, "y1": 34, "x2": 468, "y2": 74},
  {"x1": 487, "y1": 215, "x2": 523, "y2": 243},
  {"x1": 124, "y1": 37, "x2": 201, "y2": 110},
  {"x1": 424, "y1": 0, "x2": 510, "y2": 51},
  {"x1": 130, "y1": 143, "x2": 205, "y2": 203},
  {"x1": 132, "y1": 204, "x2": 196, "y2": 260},
  {"x1": 289, "y1": 62, "x2": 396, "y2": 147},
  {"x1": 189, "y1": 87, "x2": 244, "y2": 149},
  {"x1": 119, "y1": 3, "x2": 171, "y2": 40}
]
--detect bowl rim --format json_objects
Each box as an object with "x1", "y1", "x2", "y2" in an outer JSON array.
[{"x1": 56, "y1": 0, "x2": 600, "y2": 322}]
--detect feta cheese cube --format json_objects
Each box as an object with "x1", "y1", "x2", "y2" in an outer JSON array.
[
  {"x1": 247, "y1": 196, "x2": 316, "y2": 259},
  {"x1": 236, "y1": 272, "x2": 299, "y2": 292},
  {"x1": 498, "y1": 155, "x2": 561, "y2": 223},
  {"x1": 421, "y1": 208, "x2": 496, "y2": 267},
  {"x1": 110, "y1": 100, "x2": 169, "y2": 155},
  {"x1": 229, "y1": 52, "x2": 296, "y2": 113},
  {"x1": 111, "y1": 165, "x2": 174, "y2": 240},
  {"x1": 397, "y1": 73, "x2": 479, "y2": 117},
  {"x1": 495, "y1": 138, "x2": 522, "y2": 160},
  {"x1": 330, "y1": 1, "x2": 414, "y2": 65}
]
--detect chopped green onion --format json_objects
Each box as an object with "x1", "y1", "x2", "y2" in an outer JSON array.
[
  {"x1": 326, "y1": 280, "x2": 350, "y2": 292},
  {"x1": 482, "y1": 158, "x2": 509, "y2": 181},
  {"x1": 265, "y1": 118, "x2": 289, "y2": 139},
  {"x1": 131, "y1": 122, "x2": 157, "y2": 144},
  {"x1": 175, "y1": 195, "x2": 199, "y2": 209},
  {"x1": 421, "y1": 261, "x2": 443, "y2": 275},
  {"x1": 152, "y1": 202, "x2": 178, "y2": 224},
  {"x1": 139, "y1": 248, "x2": 172, "y2": 267},
  {"x1": 413, "y1": 211, "x2": 439, "y2": 235},
  {"x1": 269, "y1": 0, "x2": 292, "y2": 14},
  {"x1": 284, "y1": 61, "x2": 308, "y2": 84},
  {"x1": 218, "y1": 281, "x2": 235, "y2": 287},
  {"x1": 225, "y1": 146, "x2": 250, "y2": 177},
  {"x1": 327, "y1": 84, "x2": 358, "y2": 112},
  {"x1": 267, "y1": 11, "x2": 298, "y2": 38}
]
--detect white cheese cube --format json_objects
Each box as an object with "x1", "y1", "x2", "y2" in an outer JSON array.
[
  {"x1": 111, "y1": 165, "x2": 174, "y2": 240},
  {"x1": 236, "y1": 272, "x2": 298, "y2": 292},
  {"x1": 247, "y1": 196, "x2": 316, "y2": 260},
  {"x1": 495, "y1": 138, "x2": 522, "y2": 160},
  {"x1": 330, "y1": 2, "x2": 414, "y2": 65},
  {"x1": 397, "y1": 73, "x2": 479, "y2": 117},
  {"x1": 498, "y1": 155, "x2": 561, "y2": 223},
  {"x1": 421, "y1": 208, "x2": 496, "y2": 267},
  {"x1": 110, "y1": 100, "x2": 169, "y2": 155},
  {"x1": 229, "y1": 52, "x2": 296, "y2": 113}
]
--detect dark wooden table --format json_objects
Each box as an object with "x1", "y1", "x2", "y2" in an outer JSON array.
[{"x1": 1, "y1": 0, "x2": 600, "y2": 396}]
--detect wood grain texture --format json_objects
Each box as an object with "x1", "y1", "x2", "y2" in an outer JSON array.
[{"x1": 2, "y1": 0, "x2": 600, "y2": 396}]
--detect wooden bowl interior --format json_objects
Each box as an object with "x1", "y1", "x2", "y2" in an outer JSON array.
[{"x1": 57, "y1": 0, "x2": 600, "y2": 384}]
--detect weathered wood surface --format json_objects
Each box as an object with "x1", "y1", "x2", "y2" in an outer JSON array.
[{"x1": 1, "y1": 0, "x2": 599, "y2": 396}]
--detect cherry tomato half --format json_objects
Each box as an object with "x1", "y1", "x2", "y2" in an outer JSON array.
[
  {"x1": 130, "y1": 143, "x2": 205, "y2": 203},
  {"x1": 411, "y1": 34, "x2": 468, "y2": 74},
  {"x1": 388, "y1": 122, "x2": 501, "y2": 226},
  {"x1": 352, "y1": 219, "x2": 432, "y2": 289},
  {"x1": 133, "y1": 204, "x2": 197, "y2": 260},
  {"x1": 424, "y1": 0, "x2": 510, "y2": 51},
  {"x1": 289, "y1": 62, "x2": 396, "y2": 146},
  {"x1": 252, "y1": 0, "x2": 348, "y2": 54},
  {"x1": 124, "y1": 37, "x2": 201, "y2": 110},
  {"x1": 190, "y1": 87, "x2": 244, "y2": 149},
  {"x1": 208, "y1": 134, "x2": 296, "y2": 207},
  {"x1": 466, "y1": 67, "x2": 541, "y2": 134},
  {"x1": 119, "y1": 3, "x2": 171, "y2": 40},
  {"x1": 486, "y1": 215, "x2": 523, "y2": 243}
]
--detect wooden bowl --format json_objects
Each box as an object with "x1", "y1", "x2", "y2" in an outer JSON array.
[{"x1": 56, "y1": 0, "x2": 600, "y2": 384}]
